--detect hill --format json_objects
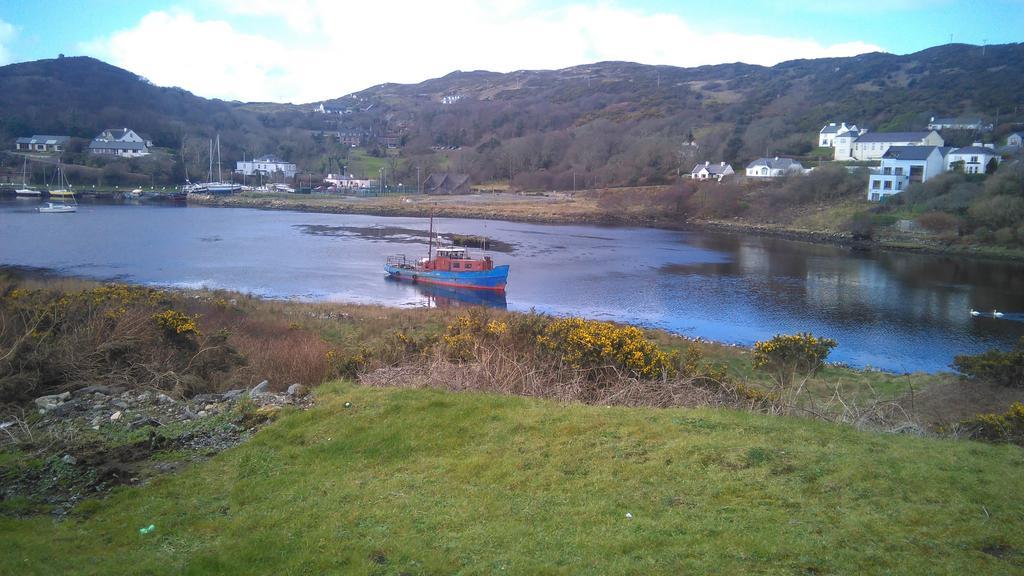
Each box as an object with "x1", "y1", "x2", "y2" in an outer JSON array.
[
  {"x1": 1, "y1": 44, "x2": 1023, "y2": 189},
  {"x1": 3, "y1": 383, "x2": 1023, "y2": 574}
]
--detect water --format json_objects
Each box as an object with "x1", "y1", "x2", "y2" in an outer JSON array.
[{"x1": 2, "y1": 199, "x2": 1023, "y2": 373}]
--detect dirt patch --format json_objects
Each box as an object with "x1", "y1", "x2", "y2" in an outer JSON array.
[{"x1": 902, "y1": 379, "x2": 1024, "y2": 427}]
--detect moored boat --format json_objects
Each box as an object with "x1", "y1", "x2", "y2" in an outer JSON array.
[
  {"x1": 38, "y1": 202, "x2": 77, "y2": 213},
  {"x1": 385, "y1": 214, "x2": 509, "y2": 291}
]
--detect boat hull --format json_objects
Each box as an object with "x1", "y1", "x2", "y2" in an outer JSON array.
[
  {"x1": 15, "y1": 188, "x2": 41, "y2": 197},
  {"x1": 385, "y1": 264, "x2": 509, "y2": 291}
]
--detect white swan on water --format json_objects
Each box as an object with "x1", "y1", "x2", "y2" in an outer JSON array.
[
  {"x1": 993, "y1": 310, "x2": 1004, "y2": 318},
  {"x1": 970, "y1": 309, "x2": 980, "y2": 316}
]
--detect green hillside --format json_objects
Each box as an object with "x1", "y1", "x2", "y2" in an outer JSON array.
[{"x1": 3, "y1": 383, "x2": 1023, "y2": 575}]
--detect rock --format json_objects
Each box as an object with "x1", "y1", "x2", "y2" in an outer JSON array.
[
  {"x1": 112, "y1": 400, "x2": 129, "y2": 410},
  {"x1": 251, "y1": 380, "x2": 270, "y2": 395},
  {"x1": 137, "y1": 391, "x2": 153, "y2": 403},
  {"x1": 192, "y1": 393, "x2": 222, "y2": 404},
  {"x1": 157, "y1": 393, "x2": 175, "y2": 404},
  {"x1": 110, "y1": 411, "x2": 123, "y2": 422},
  {"x1": 197, "y1": 410, "x2": 209, "y2": 418},
  {"x1": 222, "y1": 389, "x2": 245, "y2": 400},
  {"x1": 49, "y1": 400, "x2": 81, "y2": 417},
  {"x1": 79, "y1": 385, "x2": 113, "y2": 396},
  {"x1": 204, "y1": 403, "x2": 218, "y2": 412},
  {"x1": 129, "y1": 417, "x2": 161, "y2": 430},
  {"x1": 61, "y1": 454, "x2": 77, "y2": 465},
  {"x1": 34, "y1": 392, "x2": 71, "y2": 411},
  {"x1": 287, "y1": 384, "x2": 308, "y2": 397}
]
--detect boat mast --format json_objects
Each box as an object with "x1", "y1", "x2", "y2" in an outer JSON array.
[
  {"x1": 427, "y1": 210, "x2": 434, "y2": 262},
  {"x1": 217, "y1": 134, "x2": 222, "y2": 182},
  {"x1": 208, "y1": 139, "x2": 213, "y2": 183}
]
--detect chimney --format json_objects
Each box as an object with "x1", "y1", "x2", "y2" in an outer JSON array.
[
  {"x1": 720, "y1": 162, "x2": 727, "y2": 167},
  {"x1": 705, "y1": 161, "x2": 710, "y2": 166}
]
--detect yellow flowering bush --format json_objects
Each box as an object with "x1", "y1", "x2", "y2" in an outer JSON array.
[
  {"x1": 537, "y1": 317, "x2": 675, "y2": 379},
  {"x1": 959, "y1": 402, "x2": 1024, "y2": 444},
  {"x1": 752, "y1": 333, "x2": 836, "y2": 388},
  {"x1": 153, "y1": 309, "x2": 201, "y2": 337}
]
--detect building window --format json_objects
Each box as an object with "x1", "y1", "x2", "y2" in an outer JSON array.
[
  {"x1": 872, "y1": 180, "x2": 881, "y2": 189},
  {"x1": 883, "y1": 181, "x2": 892, "y2": 190},
  {"x1": 871, "y1": 192, "x2": 880, "y2": 201},
  {"x1": 895, "y1": 167, "x2": 903, "y2": 176},
  {"x1": 883, "y1": 167, "x2": 892, "y2": 175},
  {"x1": 897, "y1": 181, "x2": 903, "y2": 190}
]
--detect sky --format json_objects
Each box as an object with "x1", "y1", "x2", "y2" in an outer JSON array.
[{"x1": 0, "y1": 0, "x2": 1020, "y2": 104}]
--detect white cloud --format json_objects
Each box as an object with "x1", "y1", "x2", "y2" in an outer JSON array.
[
  {"x1": 81, "y1": 2, "x2": 884, "y2": 103},
  {"x1": 0, "y1": 18, "x2": 16, "y2": 65}
]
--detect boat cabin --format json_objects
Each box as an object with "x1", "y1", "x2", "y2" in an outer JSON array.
[{"x1": 427, "y1": 247, "x2": 494, "y2": 271}]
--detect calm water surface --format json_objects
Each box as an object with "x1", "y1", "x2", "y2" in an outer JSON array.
[{"x1": 2, "y1": 199, "x2": 1023, "y2": 372}]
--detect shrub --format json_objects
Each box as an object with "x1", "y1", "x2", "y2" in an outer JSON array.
[
  {"x1": 916, "y1": 211, "x2": 960, "y2": 235},
  {"x1": 752, "y1": 333, "x2": 837, "y2": 394},
  {"x1": 952, "y1": 337, "x2": 1024, "y2": 387},
  {"x1": 959, "y1": 402, "x2": 1024, "y2": 444},
  {"x1": 537, "y1": 317, "x2": 676, "y2": 379}
]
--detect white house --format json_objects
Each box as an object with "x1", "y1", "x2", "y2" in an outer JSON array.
[
  {"x1": 867, "y1": 146, "x2": 947, "y2": 202},
  {"x1": 927, "y1": 116, "x2": 992, "y2": 132},
  {"x1": 818, "y1": 122, "x2": 865, "y2": 148},
  {"x1": 745, "y1": 157, "x2": 804, "y2": 178},
  {"x1": 235, "y1": 154, "x2": 298, "y2": 179},
  {"x1": 834, "y1": 130, "x2": 944, "y2": 161},
  {"x1": 946, "y1": 144, "x2": 1001, "y2": 175},
  {"x1": 325, "y1": 174, "x2": 376, "y2": 189},
  {"x1": 1007, "y1": 132, "x2": 1024, "y2": 148},
  {"x1": 88, "y1": 128, "x2": 151, "y2": 157},
  {"x1": 690, "y1": 161, "x2": 734, "y2": 181}
]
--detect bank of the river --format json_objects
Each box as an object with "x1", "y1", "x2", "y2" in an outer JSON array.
[{"x1": 188, "y1": 191, "x2": 1024, "y2": 262}]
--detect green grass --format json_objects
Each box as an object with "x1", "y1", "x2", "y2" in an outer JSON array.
[{"x1": 3, "y1": 383, "x2": 1023, "y2": 575}]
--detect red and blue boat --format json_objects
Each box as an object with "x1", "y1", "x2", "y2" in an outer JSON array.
[
  {"x1": 385, "y1": 247, "x2": 509, "y2": 291},
  {"x1": 385, "y1": 216, "x2": 509, "y2": 292}
]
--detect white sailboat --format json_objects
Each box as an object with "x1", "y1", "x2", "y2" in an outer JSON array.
[
  {"x1": 39, "y1": 161, "x2": 77, "y2": 213},
  {"x1": 15, "y1": 157, "x2": 41, "y2": 197},
  {"x1": 192, "y1": 135, "x2": 241, "y2": 195}
]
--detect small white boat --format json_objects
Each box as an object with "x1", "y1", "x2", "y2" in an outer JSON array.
[
  {"x1": 128, "y1": 188, "x2": 143, "y2": 198},
  {"x1": 38, "y1": 202, "x2": 77, "y2": 213},
  {"x1": 16, "y1": 157, "x2": 41, "y2": 196},
  {"x1": 15, "y1": 187, "x2": 41, "y2": 197}
]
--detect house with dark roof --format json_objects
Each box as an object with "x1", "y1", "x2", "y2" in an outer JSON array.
[
  {"x1": 423, "y1": 173, "x2": 471, "y2": 195},
  {"x1": 89, "y1": 127, "x2": 151, "y2": 157},
  {"x1": 927, "y1": 116, "x2": 992, "y2": 132},
  {"x1": 745, "y1": 157, "x2": 805, "y2": 178},
  {"x1": 867, "y1": 146, "x2": 946, "y2": 201},
  {"x1": 834, "y1": 130, "x2": 944, "y2": 161},
  {"x1": 946, "y1": 144, "x2": 1001, "y2": 175},
  {"x1": 690, "y1": 161, "x2": 734, "y2": 182},
  {"x1": 818, "y1": 122, "x2": 866, "y2": 148},
  {"x1": 14, "y1": 135, "x2": 70, "y2": 152}
]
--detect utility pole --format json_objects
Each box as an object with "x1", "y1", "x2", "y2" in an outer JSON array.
[{"x1": 417, "y1": 165, "x2": 421, "y2": 195}]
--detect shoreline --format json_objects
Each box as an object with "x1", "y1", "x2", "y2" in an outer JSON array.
[{"x1": 187, "y1": 194, "x2": 1024, "y2": 263}]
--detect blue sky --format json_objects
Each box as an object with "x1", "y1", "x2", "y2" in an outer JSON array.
[{"x1": 0, "y1": 0, "x2": 1020, "y2": 102}]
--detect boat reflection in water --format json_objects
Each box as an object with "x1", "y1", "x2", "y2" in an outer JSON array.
[{"x1": 385, "y1": 276, "x2": 507, "y2": 309}]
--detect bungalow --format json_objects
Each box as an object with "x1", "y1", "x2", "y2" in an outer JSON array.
[
  {"x1": 818, "y1": 122, "x2": 865, "y2": 148},
  {"x1": 235, "y1": 154, "x2": 298, "y2": 179},
  {"x1": 325, "y1": 174, "x2": 375, "y2": 190},
  {"x1": 867, "y1": 146, "x2": 946, "y2": 202},
  {"x1": 745, "y1": 157, "x2": 804, "y2": 178},
  {"x1": 423, "y1": 172, "x2": 471, "y2": 195},
  {"x1": 834, "y1": 130, "x2": 944, "y2": 161},
  {"x1": 1007, "y1": 132, "x2": 1024, "y2": 148},
  {"x1": 336, "y1": 131, "x2": 364, "y2": 147},
  {"x1": 927, "y1": 116, "x2": 992, "y2": 132},
  {"x1": 89, "y1": 127, "x2": 151, "y2": 157},
  {"x1": 690, "y1": 161, "x2": 734, "y2": 182},
  {"x1": 14, "y1": 135, "x2": 70, "y2": 152},
  {"x1": 946, "y1": 144, "x2": 1000, "y2": 175}
]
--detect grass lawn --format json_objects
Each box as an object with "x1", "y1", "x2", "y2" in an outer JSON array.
[{"x1": 3, "y1": 383, "x2": 1023, "y2": 575}]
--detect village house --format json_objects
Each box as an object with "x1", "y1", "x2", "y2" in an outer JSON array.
[
  {"x1": 1007, "y1": 132, "x2": 1024, "y2": 148},
  {"x1": 336, "y1": 131, "x2": 364, "y2": 147},
  {"x1": 423, "y1": 173, "x2": 471, "y2": 195},
  {"x1": 88, "y1": 128, "x2": 151, "y2": 157},
  {"x1": 946, "y1": 144, "x2": 1001, "y2": 175},
  {"x1": 690, "y1": 161, "x2": 734, "y2": 181},
  {"x1": 818, "y1": 122, "x2": 865, "y2": 148},
  {"x1": 235, "y1": 154, "x2": 298, "y2": 179},
  {"x1": 867, "y1": 146, "x2": 948, "y2": 201},
  {"x1": 745, "y1": 157, "x2": 805, "y2": 178},
  {"x1": 834, "y1": 130, "x2": 944, "y2": 161},
  {"x1": 14, "y1": 135, "x2": 70, "y2": 153},
  {"x1": 927, "y1": 116, "x2": 992, "y2": 132}
]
